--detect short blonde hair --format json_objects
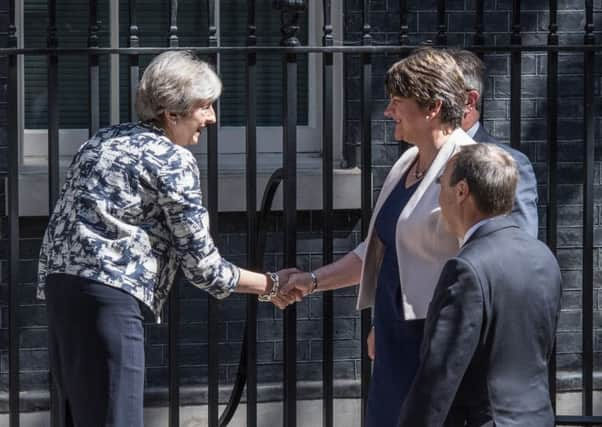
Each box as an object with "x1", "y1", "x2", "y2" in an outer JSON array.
[
  {"x1": 385, "y1": 47, "x2": 466, "y2": 128},
  {"x1": 135, "y1": 51, "x2": 222, "y2": 121}
]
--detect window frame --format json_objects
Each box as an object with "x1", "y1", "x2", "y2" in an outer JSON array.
[
  {"x1": 19, "y1": 1, "x2": 342, "y2": 161},
  {"x1": 14, "y1": 1, "x2": 354, "y2": 215}
]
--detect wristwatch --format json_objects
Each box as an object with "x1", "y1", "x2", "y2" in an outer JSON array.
[{"x1": 309, "y1": 271, "x2": 319, "y2": 294}]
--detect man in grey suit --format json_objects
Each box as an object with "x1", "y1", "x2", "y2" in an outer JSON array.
[
  {"x1": 398, "y1": 144, "x2": 561, "y2": 427},
  {"x1": 450, "y1": 49, "x2": 539, "y2": 237}
]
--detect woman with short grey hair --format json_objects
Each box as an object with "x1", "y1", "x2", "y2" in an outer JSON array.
[
  {"x1": 37, "y1": 50, "x2": 297, "y2": 427},
  {"x1": 135, "y1": 50, "x2": 223, "y2": 121}
]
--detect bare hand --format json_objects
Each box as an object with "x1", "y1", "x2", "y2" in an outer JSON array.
[
  {"x1": 280, "y1": 271, "x2": 313, "y2": 301},
  {"x1": 271, "y1": 292, "x2": 296, "y2": 310},
  {"x1": 276, "y1": 268, "x2": 302, "y2": 288},
  {"x1": 367, "y1": 326, "x2": 375, "y2": 360},
  {"x1": 271, "y1": 268, "x2": 303, "y2": 309}
]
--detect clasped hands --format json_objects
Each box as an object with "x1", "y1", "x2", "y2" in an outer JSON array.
[
  {"x1": 263, "y1": 269, "x2": 318, "y2": 310},
  {"x1": 266, "y1": 269, "x2": 376, "y2": 361}
]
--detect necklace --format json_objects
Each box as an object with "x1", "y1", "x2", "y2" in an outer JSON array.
[{"x1": 414, "y1": 153, "x2": 436, "y2": 180}]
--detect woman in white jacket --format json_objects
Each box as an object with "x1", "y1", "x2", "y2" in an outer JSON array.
[{"x1": 282, "y1": 47, "x2": 477, "y2": 426}]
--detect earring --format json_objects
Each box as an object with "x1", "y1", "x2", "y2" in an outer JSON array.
[{"x1": 425, "y1": 116, "x2": 430, "y2": 120}]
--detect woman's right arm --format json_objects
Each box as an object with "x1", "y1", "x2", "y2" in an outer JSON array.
[{"x1": 157, "y1": 149, "x2": 240, "y2": 299}]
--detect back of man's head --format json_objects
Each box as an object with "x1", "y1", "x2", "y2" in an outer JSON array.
[
  {"x1": 450, "y1": 144, "x2": 517, "y2": 216},
  {"x1": 448, "y1": 49, "x2": 486, "y2": 105}
]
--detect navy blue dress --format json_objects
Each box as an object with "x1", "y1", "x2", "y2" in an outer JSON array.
[{"x1": 365, "y1": 172, "x2": 426, "y2": 427}]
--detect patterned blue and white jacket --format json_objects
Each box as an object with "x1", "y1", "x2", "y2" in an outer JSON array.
[{"x1": 37, "y1": 122, "x2": 240, "y2": 318}]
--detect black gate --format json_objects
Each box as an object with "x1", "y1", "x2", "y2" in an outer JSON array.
[{"x1": 1, "y1": 0, "x2": 601, "y2": 426}]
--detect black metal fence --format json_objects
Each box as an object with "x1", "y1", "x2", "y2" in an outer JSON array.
[{"x1": 1, "y1": 0, "x2": 601, "y2": 426}]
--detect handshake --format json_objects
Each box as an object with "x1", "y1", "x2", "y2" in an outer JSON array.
[{"x1": 261, "y1": 268, "x2": 320, "y2": 310}]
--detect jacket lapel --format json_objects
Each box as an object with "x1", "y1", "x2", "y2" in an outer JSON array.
[
  {"x1": 400, "y1": 128, "x2": 475, "y2": 218},
  {"x1": 367, "y1": 145, "x2": 418, "y2": 234}
]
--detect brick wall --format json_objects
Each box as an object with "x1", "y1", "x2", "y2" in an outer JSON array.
[
  {"x1": 0, "y1": 0, "x2": 601, "y2": 412},
  {"x1": 0, "y1": 211, "x2": 364, "y2": 409},
  {"x1": 343, "y1": 0, "x2": 602, "y2": 389}
]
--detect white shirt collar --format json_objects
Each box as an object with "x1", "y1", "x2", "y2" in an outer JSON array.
[
  {"x1": 466, "y1": 121, "x2": 480, "y2": 139},
  {"x1": 459, "y1": 215, "x2": 503, "y2": 247}
]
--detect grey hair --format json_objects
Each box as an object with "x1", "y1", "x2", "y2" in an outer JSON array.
[
  {"x1": 135, "y1": 51, "x2": 222, "y2": 121},
  {"x1": 449, "y1": 144, "x2": 518, "y2": 216},
  {"x1": 447, "y1": 49, "x2": 486, "y2": 111}
]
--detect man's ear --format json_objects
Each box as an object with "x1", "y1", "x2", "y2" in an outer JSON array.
[
  {"x1": 466, "y1": 90, "x2": 480, "y2": 112},
  {"x1": 455, "y1": 179, "x2": 470, "y2": 203}
]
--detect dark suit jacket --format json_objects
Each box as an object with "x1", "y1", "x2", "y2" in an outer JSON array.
[
  {"x1": 473, "y1": 124, "x2": 539, "y2": 238},
  {"x1": 398, "y1": 217, "x2": 561, "y2": 427}
]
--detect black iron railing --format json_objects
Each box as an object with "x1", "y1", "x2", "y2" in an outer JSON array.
[
  {"x1": 360, "y1": 0, "x2": 372, "y2": 421},
  {"x1": 2, "y1": 0, "x2": 601, "y2": 426}
]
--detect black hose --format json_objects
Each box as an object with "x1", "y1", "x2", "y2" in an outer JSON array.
[{"x1": 218, "y1": 168, "x2": 284, "y2": 426}]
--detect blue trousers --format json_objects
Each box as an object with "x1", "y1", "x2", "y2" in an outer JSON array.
[{"x1": 46, "y1": 274, "x2": 145, "y2": 427}]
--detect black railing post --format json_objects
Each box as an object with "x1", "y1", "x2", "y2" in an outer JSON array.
[
  {"x1": 128, "y1": 0, "x2": 139, "y2": 121},
  {"x1": 47, "y1": 0, "x2": 60, "y2": 423},
  {"x1": 397, "y1": 0, "x2": 410, "y2": 158},
  {"x1": 7, "y1": 0, "x2": 19, "y2": 424},
  {"x1": 274, "y1": 1, "x2": 304, "y2": 426},
  {"x1": 245, "y1": 1, "x2": 258, "y2": 426},
  {"x1": 207, "y1": 0, "x2": 221, "y2": 425},
  {"x1": 47, "y1": 0, "x2": 59, "y2": 209},
  {"x1": 167, "y1": 2, "x2": 180, "y2": 426},
  {"x1": 322, "y1": 1, "x2": 334, "y2": 426},
  {"x1": 397, "y1": 0, "x2": 409, "y2": 158},
  {"x1": 474, "y1": 0, "x2": 485, "y2": 116},
  {"x1": 436, "y1": 0, "x2": 447, "y2": 45},
  {"x1": 509, "y1": 0, "x2": 521, "y2": 151},
  {"x1": 360, "y1": 1, "x2": 372, "y2": 426},
  {"x1": 399, "y1": 0, "x2": 409, "y2": 46},
  {"x1": 473, "y1": 0, "x2": 484, "y2": 47},
  {"x1": 582, "y1": 0, "x2": 595, "y2": 417},
  {"x1": 546, "y1": 0, "x2": 558, "y2": 409},
  {"x1": 168, "y1": 0, "x2": 179, "y2": 47},
  {"x1": 88, "y1": 0, "x2": 100, "y2": 135}
]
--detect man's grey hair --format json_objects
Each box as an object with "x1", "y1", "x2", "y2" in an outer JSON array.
[
  {"x1": 448, "y1": 49, "x2": 485, "y2": 111},
  {"x1": 449, "y1": 144, "x2": 517, "y2": 216},
  {"x1": 135, "y1": 51, "x2": 222, "y2": 121}
]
